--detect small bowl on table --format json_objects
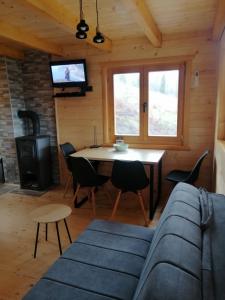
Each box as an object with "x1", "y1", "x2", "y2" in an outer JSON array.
[{"x1": 113, "y1": 143, "x2": 129, "y2": 152}]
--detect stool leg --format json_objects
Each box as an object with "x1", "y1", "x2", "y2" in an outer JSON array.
[
  {"x1": 55, "y1": 221, "x2": 62, "y2": 255},
  {"x1": 64, "y1": 218, "x2": 72, "y2": 243},
  {"x1": 45, "y1": 223, "x2": 48, "y2": 241},
  {"x1": 34, "y1": 222, "x2": 40, "y2": 258}
]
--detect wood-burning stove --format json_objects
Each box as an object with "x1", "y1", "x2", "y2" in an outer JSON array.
[{"x1": 16, "y1": 110, "x2": 51, "y2": 190}]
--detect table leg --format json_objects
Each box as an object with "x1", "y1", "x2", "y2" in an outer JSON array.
[
  {"x1": 149, "y1": 159, "x2": 163, "y2": 220},
  {"x1": 45, "y1": 223, "x2": 48, "y2": 241},
  {"x1": 150, "y1": 164, "x2": 154, "y2": 220},
  {"x1": 34, "y1": 222, "x2": 40, "y2": 258},
  {"x1": 55, "y1": 221, "x2": 62, "y2": 255},
  {"x1": 64, "y1": 218, "x2": 72, "y2": 243},
  {"x1": 157, "y1": 158, "x2": 162, "y2": 203}
]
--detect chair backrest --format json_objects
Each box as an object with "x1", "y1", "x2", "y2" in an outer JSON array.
[
  {"x1": 111, "y1": 160, "x2": 149, "y2": 192},
  {"x1": 70, "y1": 157, "x2": 98, "y2": 187},
  {"x1": 59, "y1": 143, "x2": 76, "y2": 171},
  {"x1": 186, "y1": 150, "x2": 209, "y2": 184}
]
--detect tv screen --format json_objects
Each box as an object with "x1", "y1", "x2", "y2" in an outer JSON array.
[{"x1": 49, "y1": 59, "x2": 88, "y2": 88}]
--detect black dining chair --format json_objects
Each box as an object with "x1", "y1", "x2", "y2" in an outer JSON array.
[
  {"x1": 60, "y1": 142, "x2": 76, "y2": 197},
  {"x1": 71, "y1": 157, "x2": 109, "y2": 216},
  {"x1": 165, "y1": 150, "x2": 209, "y2": 185},
  {"x1": 110, "y1": 160, "x2": 149, "y2": 227}
]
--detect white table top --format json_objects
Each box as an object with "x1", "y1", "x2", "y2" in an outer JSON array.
[{"x1": 71, "y1": 147, "x2": 165, "y2": 164}]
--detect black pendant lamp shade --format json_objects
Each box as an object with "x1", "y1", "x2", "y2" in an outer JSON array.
[
  {"x1": 76, "y1": 30, "x2": 87, "y2": 39},
  {"x1": 93, "y1": 0, "x2": 104, "y2": 44},
  {"x1": 77, "y1": 19, "x2": 89, "y2": 32},
  {"x1": 76, "y1": 0, "x2": 89, "y2": 39},
  {"x1": 93, "y1": 31, "x2": 104, "y2": 43},
  {"x1": 75, "y1": 0, "x2": 105, "y2": 43}
]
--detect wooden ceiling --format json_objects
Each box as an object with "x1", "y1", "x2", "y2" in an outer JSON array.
[{"x1": 0, "y1": 0, "x2": 224, "y2": 59}]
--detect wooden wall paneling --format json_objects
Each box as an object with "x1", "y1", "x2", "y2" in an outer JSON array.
[
  {"x1": 214, "y1": 141, "x2": 225, "y2": 193},
  {"x1": 215, "y1": 35, "x2": 225, "y2": 140},
  {"x1": 55, "y1": 96, "x2": 104, "y2": 185},
  {"x1": 56, "y1": 35, "x2": 218, "y2": 196},
  {"x1": 214, "y1": 29, "x2": 225, "y2": 194},
  {"x1": 212, "y1": 0, "x2": 225, "y2": 40}
]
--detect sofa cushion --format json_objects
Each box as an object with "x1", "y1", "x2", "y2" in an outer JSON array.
[
  {"x1": 63, "y1": 243, "x2": 145, "y2": 277},
  {"x1": 23, "y1": 279, "x2": 118, "y2": 300},
  {"x1": 43, "y1": 258, "x2": 139, "y2": 299},
  {"x1": 23, "y1": 220, "x2": 155, "y2": 300},
  {"x1": 134, "y1": 183, "x2": 202, "y2": 300}
]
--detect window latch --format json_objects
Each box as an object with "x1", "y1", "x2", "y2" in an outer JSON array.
[{"x1": 143, "y1": 102, "x2": 148, "y2": 113}]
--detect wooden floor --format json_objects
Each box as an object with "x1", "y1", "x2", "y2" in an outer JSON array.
[{"x1": 0, "y1": 183, "x2": 163, "y2": 300}]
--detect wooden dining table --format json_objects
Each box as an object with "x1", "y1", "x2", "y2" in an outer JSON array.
[{"x1": 71, "y1": 147, "x2": 165, "y2": 220}]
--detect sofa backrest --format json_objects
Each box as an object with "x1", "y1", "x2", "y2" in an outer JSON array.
[{"x1": 133, "y1": 183, "x2": 202, "y2": 300}]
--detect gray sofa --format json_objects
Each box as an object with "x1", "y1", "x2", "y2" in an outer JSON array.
[{"x1": 23, "y1": 183, "x2": 225, "y2": 300}]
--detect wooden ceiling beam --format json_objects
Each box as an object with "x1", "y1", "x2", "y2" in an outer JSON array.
[
  {"x1": 122, "y1": 0, "x2": 162, "y2": 47},
  {"x1": 0, "y1": 22, "x2": 63, "y2": 56},
  {"x1": 18, "y1": 0, "x2": 112, "y2": 52},
  {"x1": 212, "y1": 0, "x2": 225, "y2": 40},
  {"x1": 0, "y1": 45, "x2": 24, "y2": 60}
]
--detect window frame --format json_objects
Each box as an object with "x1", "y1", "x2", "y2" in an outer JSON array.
[{"x1": 102, "y1": 56, "x2": 192, "y2": 150}]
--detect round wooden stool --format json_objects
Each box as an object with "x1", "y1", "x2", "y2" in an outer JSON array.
[{"x1": 31, "y1": 204, "x2": 72, "y2": 258}]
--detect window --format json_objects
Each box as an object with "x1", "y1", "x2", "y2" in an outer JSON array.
[
  {"x1": 103, "y1": 58, "x2": 190, "y2": 149},
  {"x1": 113, "y1": 72, "x2": 140, "y2": 136},
  {"x1": 147, "y1": 70, "x2": 179, "y2": 137}
]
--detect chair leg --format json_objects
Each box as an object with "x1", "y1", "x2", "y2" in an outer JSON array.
[
  {"x1": 110, "y1": 190, "x2": 122, "y2": 220},
  {"x1": 137, "y1": 191, "x2": 149, "y2": 227},
  {"x1": 90, "y1": 187, "x2": 96, "y2": 216},
  {"x1": 102, "y1": 184, "x2": 112, "y2": 203},
  {"x1": 88, "y1": 189, "x2": 92, "y2": 202},
  {"x1": 63, "y1": 174, "x2": 72, "y2": 197},
  {"x1": 72, "y1": 184, "x2": 80, "y2": 205}
]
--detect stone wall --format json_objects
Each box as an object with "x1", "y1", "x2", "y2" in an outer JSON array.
[
  {"x1": 0, "y1": 57, "x2": 20, "y2": 182},
  {"x1": 0, "y1": 51, "x2": 59, "y2": 184},
  {"x1": 22, "y1": 51, "x2": 59, "y2": 184},
  {"x1": 6, "y1": 58, "x2": 26, "y2": 138}
]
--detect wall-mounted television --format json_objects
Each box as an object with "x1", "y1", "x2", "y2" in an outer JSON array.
[{"x1": 49, "y1": 59, "x2": 88, "y2": 88}]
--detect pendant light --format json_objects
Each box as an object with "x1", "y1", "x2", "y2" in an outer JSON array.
[
  {"x1": 93, "y1": 0, "x2": 105, "y2": 43},
  {"x1": 76, "y1": 0, "x2": 89, "y2": 39}
]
